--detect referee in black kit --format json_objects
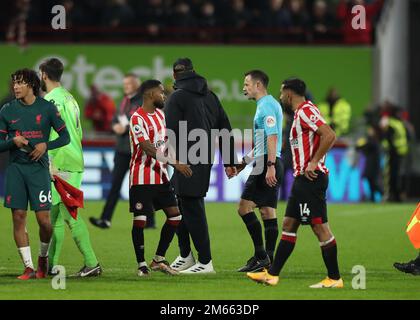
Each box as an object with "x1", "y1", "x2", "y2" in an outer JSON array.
[{"x1": 165, "y1": 58, "x2": 237, "y2": 274}]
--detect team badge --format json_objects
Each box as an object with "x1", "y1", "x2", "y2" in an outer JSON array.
[
  {"x1": 135, "y1": 202, "x2": 143, "y2": 210},
  {"x1": 266, "y1": 116, "x2": 276, "y2": 128}
]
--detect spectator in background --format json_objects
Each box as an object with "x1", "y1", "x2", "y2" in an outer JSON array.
[
  {"x1": 229, "y1": 0, "x2": 253, "y2": 31},
  {"x1": 336, "y1": 0, "x2": 384, "y2": 44},
  {"x1": 89, "y1": 74, "x2": 156, "y2": 229},
  {"x1": 356, "y1": 124, "x2": 383, "y2": 202},
  {"x1": 143, "y1": 0, "x2": 167, "y2": 40},
  {"x1": 310, "y1": 0, "x2": 337, "y2": 37},
  {"x1": 380, "y1": 102, "x2": 409, "y2": 202},
  {"x1": 6, "y1": 0, "x2": 30, "y2": 48},
  {"x1": 318, "y1": 87, "x2": 352, "y2": 138},
  {"x1": 288, "y1": 0, "x2": 310, "y2": 34},
  {"x1": 84, "y1": 85, "x2": 116, "y2": 133},
  {"x1": 102, "y1": 0, "x2": 135, "y2": 28},
  {"x1": 169, "y1": 1, "x2": 196, "y2": 33},
  {"x1": 266, "y1": 0, "x2": 291, "y2": 28},
  {"x1": 198, "y1": 2, "x2": 218, "y2": 40}
]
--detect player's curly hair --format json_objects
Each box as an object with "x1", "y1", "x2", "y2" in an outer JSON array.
[{"x1": 11, "y1": 68, "x2": 41, "y2": 96}]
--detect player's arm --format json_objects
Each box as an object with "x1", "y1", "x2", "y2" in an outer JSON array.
[
  {"x1": 0, "y1": 131, "x2": 27, "y2": 152},
  {"x1": 131, "y1": 116, "x2": 192, "y2": 178},
  {"x1": 264, "y1": 109, "x2": 280, "y2": 187},
  {"x1": 306, "y1": 124, "x2": 336, "y2": 181},
  {"x1": 31, "y1": 105, "x2": 70, "y2": 161},
  {"x1": 0, "y1": 109, "x2": 27, "y2": 152},
  {"x1": 214, "y1": 92, "x2": 238, "y2": 167},
  {"x1": 138, "y1": 139, "x2": 192, "y2": 178},
  {"x1": 47, "y1": 104, "x2": 70, "y2": 150},
  {"x1": 299, "y1": 107, "x2": 335, "y2": 181},
  {"x1": 266, "y1": 134, "x2": 278, "y2": 187}
]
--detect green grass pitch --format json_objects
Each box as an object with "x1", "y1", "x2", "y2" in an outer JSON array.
[{"x1": 0, "y1": 201, "x2": 419, "y2": 300}]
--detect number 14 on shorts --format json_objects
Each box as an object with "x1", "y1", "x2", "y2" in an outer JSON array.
[{"x1": 299, "y1": 203, "x2": 310, "y2": 223}]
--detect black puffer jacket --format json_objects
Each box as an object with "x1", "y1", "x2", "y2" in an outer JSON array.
[{"x1": 165, "y1": 71, "x2": 236, "y2": 197}]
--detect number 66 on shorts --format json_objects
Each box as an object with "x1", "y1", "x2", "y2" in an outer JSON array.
[{"x1": 4, "y1": 162, "x2": 52, "y2": 211}]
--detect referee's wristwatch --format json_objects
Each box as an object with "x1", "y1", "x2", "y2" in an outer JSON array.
[{"x1": 267, "y1": 160, "x2": 275, "y2": 167}]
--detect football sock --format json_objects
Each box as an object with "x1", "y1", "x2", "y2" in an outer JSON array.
[
  {"x1": 156, "y1": 215, "x2": 181, "y2": 257},
  {"x1": 176, "y1": 219, "x2": 192, "y2": 258},
  {"x1": 263, "y1": 218, "x2": 279, "y2": 261},
  {"x1": 39, "y1": 242, "x2": 50, "y2": 258},
  {"x1": 48, "y1": 204, "x2": 64, "y2": 268},
  {"x1": 269, "y1": 232, "x2": 297, "y2": 276},
  {"x1": 242, "y1": 212, "x2": 266, "y2": 260},
  {"x1": 18, "y1": 246, "x2": 34, "y2": 269},
  {"x1": 64, "y1": 203, "x2": 98, "y2": 268},
  {"x1": 320, "y1": 237, "x2": 341, "y2": 280},
  {"x1": 132, "y1": 216, "x2": 146, "y2": 263}
]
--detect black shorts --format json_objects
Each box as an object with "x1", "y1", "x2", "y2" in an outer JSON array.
[
  {"x1": 129, "y1": 183, "x2": 178, "y2": 216},
  {"x1": 285, "y1": 172, "x2": 329, "y2": 225},
  {"x1": 241, "y1": 157, "x2": 284, "y2": 209}
]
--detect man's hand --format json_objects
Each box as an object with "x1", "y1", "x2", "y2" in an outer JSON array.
[
  {"x1": 113, "y1": 123, "x2": 126, "y2": 135},
  {"x1": 304, "y1": 161, "x2": 318, "y2": 181},
  {"x1": 29, "y1": 142, "x2": 47, "y2": 161},
  {"x1": 225, "y1": 166, "x2": 238, "y2": 179},
  {"x1": 265, "y1": 166, "x2": 277, "y2": 188},
  {"x1": 173, "y1": 162, "x2": 193, "y2": 178},
  {"x1": 13, "y1": 136, "x2": 29, "y2": 148}
]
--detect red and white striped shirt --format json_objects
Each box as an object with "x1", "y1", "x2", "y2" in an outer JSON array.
[
  {"x1": 129, "y1": 107, "x2": 169, "y2": 186},
  {"x1": 290, "y1": 101, "x2": 329, "y2": 177}
]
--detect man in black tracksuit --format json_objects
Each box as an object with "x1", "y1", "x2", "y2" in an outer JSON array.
[
  {"x1": 90, "y1": 74, "x2": 155, "y2": 229},
  {"x1": 165, "y1": 58, "x2": 237, "y2": 273}
]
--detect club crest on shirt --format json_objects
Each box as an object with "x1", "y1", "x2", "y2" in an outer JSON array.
[
  {"x1": 266, "y1": 116, "x2": 276, "y2": 128},
  {"x1": 36, "y1": 114, "x2": 42, "y2": 125},
  {"x1": 291, "y1": 138, "x2": 299, "y2": 149}
]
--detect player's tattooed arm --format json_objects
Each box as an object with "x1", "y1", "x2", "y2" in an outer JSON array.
[{"x1": 138, "y1": 139, "x2": 192, "y2": 178}]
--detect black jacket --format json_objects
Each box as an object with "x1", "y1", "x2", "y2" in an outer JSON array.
[
  {"x1": 112, "y1": 93, "x2": 142, "y2": 154},
  {"x1": 165, "y1": 71, "x2": 236, "y2": 197}
]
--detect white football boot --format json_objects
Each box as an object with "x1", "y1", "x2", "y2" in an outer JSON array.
[
  {"x1": 179, "y1": 260, "x2": 216, "y2": 274},
  {"x1": 170, "y1": 252, "x2": 196, "y2": 272}
]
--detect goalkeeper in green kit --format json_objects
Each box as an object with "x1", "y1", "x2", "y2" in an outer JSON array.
[{"x1": 39, "y1": 58, "x2": 102, "y2": 277}]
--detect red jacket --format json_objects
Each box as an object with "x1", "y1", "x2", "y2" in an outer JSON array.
[
  {"x1": 337, "y1": 0, "x2": 384, "y2": 44},
  {"x1": 85, "y1": 93, "x2": 116, "y2": 132}
]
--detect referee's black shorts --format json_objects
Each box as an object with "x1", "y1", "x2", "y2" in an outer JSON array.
[
  {"x1": 285, "y1": 172, "x2": 329, "y2": 225},
  {"x1": 241, "y1": 157, "x2": 284, "y2": 209},
  {"x1": 129, "y1": 183, "x2": 178, "y2": 216}
]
